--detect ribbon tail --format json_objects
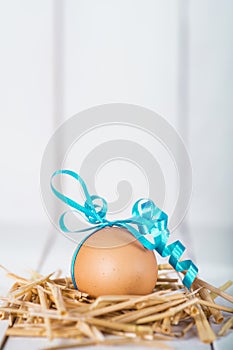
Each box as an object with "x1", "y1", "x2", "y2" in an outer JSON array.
[{"x1": 155, "y1": 232, "x2": 198, "y2": 289}]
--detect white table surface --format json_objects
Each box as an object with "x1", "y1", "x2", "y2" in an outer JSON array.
[{"x1": 0, "y1": 224, "x2": 232, "y2": 350}]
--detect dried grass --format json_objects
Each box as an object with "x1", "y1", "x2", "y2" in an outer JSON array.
[{"x1": 0, "y1": 265, "x2": 232, "y2": 348}]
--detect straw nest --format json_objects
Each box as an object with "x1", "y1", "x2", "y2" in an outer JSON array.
[{"x1": 0, "y1": 264, "x2": 232, "y2": 349}]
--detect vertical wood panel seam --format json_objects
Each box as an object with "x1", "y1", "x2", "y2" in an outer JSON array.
[{"x1": 177, "y1": 0, "x2": 196, "y2": 263}]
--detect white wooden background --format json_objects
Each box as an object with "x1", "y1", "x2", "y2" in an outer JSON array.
[{"x1": 0, "y1": 1, "x2": 232, "y2": 349}]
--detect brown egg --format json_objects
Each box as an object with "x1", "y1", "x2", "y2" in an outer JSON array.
[{"x1": 73, "y1": 226, "x2": 158, "y2": 297}]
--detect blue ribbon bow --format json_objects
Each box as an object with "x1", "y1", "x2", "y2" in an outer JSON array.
[{"x1": 51, "y1": 169, "x2": 198, "y2": 289}]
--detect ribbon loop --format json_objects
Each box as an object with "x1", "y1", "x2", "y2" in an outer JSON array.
[
  {"x1": 51, "y1": 170, "x2": 198, "y2": 289},
  {"x1": 84, "y1": 195, "x2": 108, "y2": 224}
]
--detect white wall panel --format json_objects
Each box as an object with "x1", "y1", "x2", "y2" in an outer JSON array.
[
  {"x1": 63, "y1": 0, "x2": 179, "y2": 125},
  {"x1": 0, "y1": 0, "x2": 54, "y2": 224},
  {"x1": 0, "y1": 0, "x2": 232, "y2": 267},
  {"x1": 188, "y1": 0, "x2": 233, "y2": 228}
]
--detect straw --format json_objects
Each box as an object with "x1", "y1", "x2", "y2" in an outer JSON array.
[{"x1": 0, "y1": 264, "x2": 232, "y2": 347}]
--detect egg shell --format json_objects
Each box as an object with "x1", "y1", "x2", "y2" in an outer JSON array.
[{"x1": 73, "y1": 227, "x2": 158, "y2": 297}]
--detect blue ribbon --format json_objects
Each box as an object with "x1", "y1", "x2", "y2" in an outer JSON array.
[{"x1": 51, "y1": 169, "x2": 198, "y2": 290}]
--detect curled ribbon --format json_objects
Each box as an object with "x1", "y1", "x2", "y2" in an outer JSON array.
[{"x1": 51, "y1": 169, "x2": 198, "y2": 290}]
